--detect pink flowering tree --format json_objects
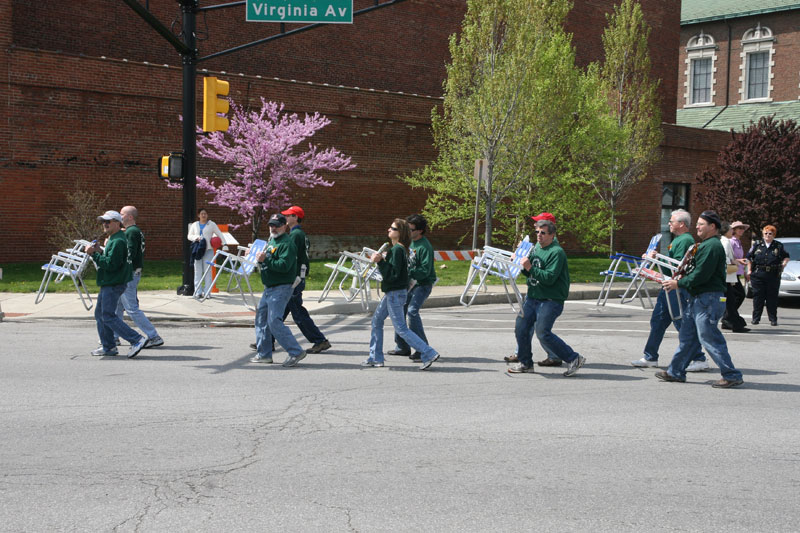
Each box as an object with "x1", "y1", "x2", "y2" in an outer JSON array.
[{"x1": 195, "y1": 98, "x2": 355, "y2": 241}]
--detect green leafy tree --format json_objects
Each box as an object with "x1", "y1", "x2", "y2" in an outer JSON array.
[
  {"x1": 590, "y1": 0, "x2": 663, "y2": 252},
  {"x1": 403, "y1": 0, "x2": 591, "y2": 247},
  {"x1": 698, "y1": 116, "x2": 800, "y2": 235}
]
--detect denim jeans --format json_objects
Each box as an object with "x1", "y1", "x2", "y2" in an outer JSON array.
[
  {"x1": 193, "y1": 249, "x2": 214, "y2": 297},
  {"x1": 394, "y1": 283, "x2": 433, "y2": 352},
  {"x1": 370, "y1": 289, "x2": 438, "y2": 364},
  {"x1": 96, "y1": 284, "x2": 143, "y2": 351},
  {"x1": 255, "y1": 284, "x2": 303, "y2": 358},
  {"x1": 281, "y1": 279, "x2": 326, "y2": 344},
  {"x1": 643, "y1": 288, "x2": 705, "y2": 363},
  {"x1": 114, "y1": 271, "x2": 158, "y2": 340},
  {"x1": 666, "y1": 292, "x2": 743, "y2": 382},
  {"x1": 514, "y1": 298, "x2": 579, "y2": 368}
]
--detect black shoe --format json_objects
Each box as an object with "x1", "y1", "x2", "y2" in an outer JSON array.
[
  {"x1": 249, "y1": 343, "x2": 257, "y2": 350},
  {"x1": 409, "y1": 352, "x2": 422, "y2": 361},
  {"x1": 655, "y1": 370, "x2": 685, "y2": 383},
  {"x1": 751, "y1": 319, "x2": 760, "y2": 325},
  {"x1": 308, "y1": 340, "x2": 331, "y2": 354},
  {"x1": 537, "y1": 358, "x2": 563, "y2": 367},
  {"x1": 770, "y1": 320, "x2": 778, "y2": 326},
  {"x1": 721, "y1": 322, "x2": 732, "y2": 330},
  {"x1": 732, "y1": 327, "x2": 751, "y2": 333},
  {"x1": 387, "y1": 349, "x2": 411, "y2": 356}
]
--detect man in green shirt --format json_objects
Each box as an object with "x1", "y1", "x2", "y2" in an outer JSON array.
[
  {"x1": 507, "y1": 219, "x2": 585, "y2": 377},
  {"x1": 251, "y1": 214, "x2": 306, "y2": 367},
  {"x1": 657, "y1": 211, "x2": 744, "y2": 388},
  {"x1": 388, "y1": 214, "x2": 436, "y2": 362},
  {"x1": 632, "y1": 209, "x2": 707, "y2": 370},
  {"x1": 111, "y1": 206, "x2": 163, "y2": 348},
  {"x1": 85, "y1": 210, "x2": 146, "y2": 359}
]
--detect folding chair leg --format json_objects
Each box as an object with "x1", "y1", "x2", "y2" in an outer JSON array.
[
  {"x1": 35, "y1": 266, "x2": 57, "y2": 305},
  {"x1": 72, "y1": 276, "x2": 94, "y2": 311}
]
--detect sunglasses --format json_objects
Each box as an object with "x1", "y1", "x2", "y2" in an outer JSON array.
[
  {"x1": 535, "y1": 230, "x2": 549, "y2": 235},
  {"x1": 389, "y1": 226, "x2": 400, "y2": 231}
]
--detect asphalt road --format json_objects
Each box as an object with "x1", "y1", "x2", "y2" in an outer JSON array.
[{"x1": 2, "y1": 299, "x2": 799, "y2": 532}]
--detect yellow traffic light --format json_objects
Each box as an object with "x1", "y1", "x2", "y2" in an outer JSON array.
[{"x1": 203, "y1": 76, "x2": 230, "y2": 132}]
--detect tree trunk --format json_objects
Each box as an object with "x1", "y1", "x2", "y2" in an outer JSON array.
[
  {"x1": 609, "y1": 207, "x2": 616, "y2": 253},
  {"x1": 485, "y1": 199, "x2": 494, "y2": 248}
]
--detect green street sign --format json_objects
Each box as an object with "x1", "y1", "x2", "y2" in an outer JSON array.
[{"x1": 247, "y1": 1, "x2": 353, "y2": 23}]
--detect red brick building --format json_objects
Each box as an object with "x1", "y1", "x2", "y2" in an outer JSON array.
[{"x1": 1, "y1": 0, "x2": 722, "y2": 262}]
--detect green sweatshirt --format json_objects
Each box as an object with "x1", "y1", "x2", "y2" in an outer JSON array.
[
  {"x1": 378, "y1": 243, "x2": 409, "y2": 293},
  {"x1": 124, "y1": 224, "x2": 145, "y2": 270},
  {"x1": 259, "y1": 232, "x2": 297, "y2": 288},
  {"x1": 669, "y1": 231, "x2": 695, "y2": 260},
  {"x1": 522, "y1": 240, "x2": 570, "y2": 302},
  {"x1": 677, "y1": 234, "x2": 727, "y2": 296},
  {"x1": 409, "y1": 236, "x2": 436, "y2": 286},
  {"x1": 92, "y1": 231, "x2": 133, "y2": 287},
  {"x1": 288, "y1": 225, "x2": 310, "y2": 277}
]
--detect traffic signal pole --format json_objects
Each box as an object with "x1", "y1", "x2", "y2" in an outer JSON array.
[{"x1": 179, "y1": 0, "x2": 198, "y2": 295}]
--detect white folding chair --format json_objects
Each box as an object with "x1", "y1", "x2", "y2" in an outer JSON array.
[
  {"x1": 596, "y1": 251, "x2": 653, "y2": 309},
  {"x1": 632, "y1": 250, "x2": 687, "y2": 320},
  {"x1": 460, "y1": 238, "x2": 533, "y2": 314},
  {"x1": 318, "y1": 244, "x2": 387, "y2": 311},
  {"x1": 35, "y1": 239, "x2": 95, "y2": 310},
  {"x1": 619, "y1": 234, "x2": 662, "y2": 306},
  {"x1": 197, "y1": 239, "x2": 267, "y2": 310}
]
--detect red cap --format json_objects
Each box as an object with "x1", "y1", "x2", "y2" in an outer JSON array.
[
  {"x1": 281, "y1": 205, "x2": 305, "y2": 219},
  {"x1": 531, "y1": 212, "x2": 556, "y2": 224}
]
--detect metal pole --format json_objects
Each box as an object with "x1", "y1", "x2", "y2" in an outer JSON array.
[
  {"x1": 472, "y1": 171, "x2": 481, "y2": 252},
  {"x1": 179, "y1": 1, "x2": 198, "y2": 295}
]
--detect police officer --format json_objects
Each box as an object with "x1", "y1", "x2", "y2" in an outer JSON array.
[{"x1": 746, "y1": 225, "x2": 790, "y2": 326}]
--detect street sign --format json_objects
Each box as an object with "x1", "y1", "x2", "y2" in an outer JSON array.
[{"x1": 247, "y1": 1, "x2": 353, "y2": 23}]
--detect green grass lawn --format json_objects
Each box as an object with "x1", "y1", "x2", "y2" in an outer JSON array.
[{"x1": 0, "y1": 256, "x2": 610, "y2": 293}]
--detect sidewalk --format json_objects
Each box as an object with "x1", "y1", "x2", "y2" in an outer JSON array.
[{"x1": 0, "y1": 283, "x2": 634, "y2": 324}]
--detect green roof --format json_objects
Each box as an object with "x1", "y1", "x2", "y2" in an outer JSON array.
[
  {"x1": 682, "y1": 0, "x2": 800, "y2": 24},
  {"x1": 676, "y1": 101, "x2": 800, "y2": 131}
]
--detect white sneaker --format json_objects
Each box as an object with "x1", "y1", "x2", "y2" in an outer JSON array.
[
  {"x1": 685, "y1": 360, "x2": 710, "y2": 372},
  {"x1": 631, "y1": 357, "x2": 658, "y2": 368},
  {"x1": 360, "y1": 359, "x2": 384, "y2": 367}
]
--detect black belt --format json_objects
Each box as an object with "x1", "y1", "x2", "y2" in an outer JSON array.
[{"x1": 754, "y1": 265, "x2": 777, "y2": 272}]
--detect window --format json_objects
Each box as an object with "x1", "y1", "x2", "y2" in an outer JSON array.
[
  {"x1": 661, "y1": 183, "x2": 690, "y2": 252},
  {"x1": 684, "y1": 32, "x2": 717, "y2": 107},
  {"x1": 739, "y1": 24, "x2": 774, "y2": 102}
]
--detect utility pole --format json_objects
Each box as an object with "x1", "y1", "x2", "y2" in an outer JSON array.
[{"x1": 179, "y1": 0, "x2": 198, "y2": 295}]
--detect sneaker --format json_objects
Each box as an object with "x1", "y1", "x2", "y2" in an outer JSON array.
[
  {"x1": 563, "y1": 355, "x2": 586, "y2": 377},
  {"x1": 250, "y1": 356, "x2": 273, "y2": 363},
  {"x1": 732, "y1": 327, "x2": 751, "y2": 333},
  {"x1": 507, "y1": 363, "x2": 535, "y2": 374},
  {"x1": 360, "y1": 359, "x2": 385, "y2": 367},
  {"x1": 711, "y1": 378, "x2": 744, "y2": 388},
  {"x1": 537, "y1": 358, "x2": 563, "y2": 367},
  {"x1": 249, "y1": 343, "x2": 258, "y2": 350},
  {"x1": 144, "y1": 335, "x2": 164, "y2": 348},
  {"x1": 387, "y1": 349, "x2": 411, "y2": 356},
  {"x1": 504, "y1": 354, "x2": 519, "y2": 363},
  {"x1": 409, "y1": 352, "x2": 422, "y2": 362},
  {"x1": 631, "y1": 357, "x2": 658, "y2": 368},
  {"x1": 420, "y1": 353, "x2": 441, "y2": 371},
  {"x1": 308, "y1": 340, "x2": 332, "y2": 354},
  {"x1": 91, "y1": 347, "x2": 119, "y2": 356},
  {"x1": 685, "y1": 360, "x2": 709, "y2": 372},
  {"x1": 655, "y1": 370, "x2": 685, "y2": 383},
  {"x1": 282, "y1": 351, "x2": 307, "y2": 367},
  {"x1": 127, "y1": 336, "x2": 147, "y2": 359}
]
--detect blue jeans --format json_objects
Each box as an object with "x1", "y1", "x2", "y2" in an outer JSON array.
[
  {"x1": 255, "y1": 284, "x2": 303, "y2": 358},
  {"x1": 666, "y1": 292, "x2": 743, "y2": 382},
  {"x1": 96, "y1": 284, "x2": 143, "y2": 351},
  {"x1": 370, "y1": 289, "x2": 438, "y2": 364},
  {"x1": 115, "y1": 271, "x2": 158, "y2": 340},
  {"x1": 515, "y1": 298, "x2": 579, "y2": 368},
  {"x1": 394, "y1": 283, "x2": 433, "y2": 352},
  {"x1": 643, "y1": 289, "x2": 705, "y2": 363},
  {"x1": 281, "y1": 279, "x2": 326, "y2": 344}
]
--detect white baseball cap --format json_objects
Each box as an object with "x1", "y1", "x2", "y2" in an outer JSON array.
[{"x1": 97, "y1": 210, "x2": 123, "y2": 223}]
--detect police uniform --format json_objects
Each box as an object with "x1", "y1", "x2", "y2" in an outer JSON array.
[{"x1": 746, "y1": 239, "x2": 790, "y2": 325}]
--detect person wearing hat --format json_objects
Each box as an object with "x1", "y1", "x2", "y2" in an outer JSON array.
[
  {"x1": 251, "y1": 213, "x2": 306, "y2": 367},
  {"x1": 505, "y1": 212, "x2": 563, "y2": 367},
  {"x1": 508, "y1": 217, "x2": 585, "y2": 377},
  {"x1": 279, "y1": 205, "x2": 331, "y2": 354},
  {"x1": 656, "y1": 210, "x2": 744, "y2": 388},
  {"x1": 84, "y1": 211, "x2": 147, "y2": 359},
  {"x1": 746, "y1": 224, "x2": 790, "y2": 326},
  {"x1": 632, "y1": 209, "x2": 707, "y2": 371},
  {"x1": 720, "y1": 221, "x2": 749, "y2": 332}
]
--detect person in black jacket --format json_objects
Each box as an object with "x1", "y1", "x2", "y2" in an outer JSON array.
[
  {"x1": 362, "y1": 218, "x2": 440, "y2": 370},
  {"x1": 746, "y1": 225, "x2": 790, "y2": 326}
]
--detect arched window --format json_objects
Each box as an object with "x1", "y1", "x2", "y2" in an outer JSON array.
[
  {"x1": 739, "y1": 24, "x2": 775, "y2": 102},
  {"x1": 684, "y1": 32, "x2": 717, "y2": 106}
]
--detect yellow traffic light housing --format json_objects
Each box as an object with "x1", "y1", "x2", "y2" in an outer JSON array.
[{"x1": 203, "y1": 76, "x2": 230, "y2": 132}]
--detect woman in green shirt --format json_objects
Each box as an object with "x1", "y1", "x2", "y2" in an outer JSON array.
[{"x1": 362, "y1": 218, "x2": 440, "y2": 370}]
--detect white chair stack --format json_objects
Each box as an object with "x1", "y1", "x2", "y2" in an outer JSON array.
[
  {"x1": 197, "y1": 239, "x2": 268, "y2": 310},
  {"x1": 35, "y1": 239, "x2": 96, "y2": 310},
  {"x1": 460, "y1": 238, "x2": 533, "y2": 315}
]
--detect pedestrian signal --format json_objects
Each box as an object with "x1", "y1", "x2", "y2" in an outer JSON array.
[{"x1": 159, "y1": 152, "x2": 184, "y2": 181}]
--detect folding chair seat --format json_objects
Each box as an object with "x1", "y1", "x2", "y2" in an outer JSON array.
[
  {"x1": 596, "y1": 253, "x2": 647, "y2": 307},
  {"x1": 618, "y1": 234, "x2": 663, "y2": 307},
  {"x1": 318, "y1": 243, "x2": 388, "y2": 311},
  {"x1": 460, "y1": 238, "x2": 533, "y2": 314},
  {"x1": 35, "y1": 239, "x2": 95, "y2": 310},
  {"x1": 197, "y1": 239, "x2": 267, "y2": 310}
]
